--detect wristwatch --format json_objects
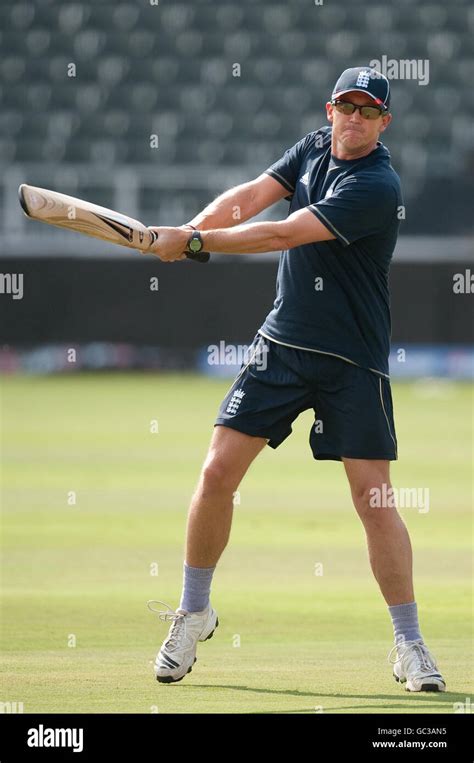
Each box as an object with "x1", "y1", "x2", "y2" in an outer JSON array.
[{"x1": 186, "y1": 230, "x2": 204, "y2": 254}]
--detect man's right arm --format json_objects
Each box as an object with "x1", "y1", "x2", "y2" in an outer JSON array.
[{"x1": 185, "y1": 173, "x2": 290, "y2": 231}]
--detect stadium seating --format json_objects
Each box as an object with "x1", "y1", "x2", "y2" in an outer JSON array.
[{"x1": 1, "y1": 0, "x2": 472, "y2": 234}]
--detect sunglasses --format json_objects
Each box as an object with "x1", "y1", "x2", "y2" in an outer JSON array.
[{"x1": 331, "y1": 99, "x2": 387, "y2": 120}]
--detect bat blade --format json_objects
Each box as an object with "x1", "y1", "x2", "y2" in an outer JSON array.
[
  {"x1": 19, "y1": 184, "x2": 154, "y2": 251},
  {"x1": 18, "y1": 184, "x2": 210, "y2": 262}
]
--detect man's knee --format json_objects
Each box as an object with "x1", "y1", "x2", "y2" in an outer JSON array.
[
  {"x1": 352, "y1": 482, "x2": 404, "y2": 529},
  {"x1": 344, "y1": 459, "x2": 392, "y2": 511},
  {"x1": 200, "y1": 458, "x2": 238, "y2": 495},
  {"x1": 198, "y1": 425, "x2": 266, "y2": 496}
]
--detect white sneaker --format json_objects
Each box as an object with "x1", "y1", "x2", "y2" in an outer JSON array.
[
  {"x1": 147, "y1": 599, "x2": 219, "y2": 683},
  {"x1": 388, "y1": 639, "x2": 446, "y2": 692}
]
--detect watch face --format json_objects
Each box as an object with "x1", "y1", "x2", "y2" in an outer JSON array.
[{"x1": 189, "y1": 235, "x2": 202, "y2": 252}]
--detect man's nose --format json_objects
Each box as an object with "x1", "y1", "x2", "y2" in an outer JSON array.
[{"x1": 349, "y1": 108, "x2": 363, "y2": 123}]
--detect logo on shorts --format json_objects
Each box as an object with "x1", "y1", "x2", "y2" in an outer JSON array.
[{"x1": 226, "y1": 389, "x2": 245, "y2": 415}]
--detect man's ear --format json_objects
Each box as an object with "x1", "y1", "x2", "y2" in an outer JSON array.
[
  {"x1": 326, "y1": 101, "x2": 333, "y2": 123},
  {"x1": 379, "y1": 112, "x2": 392, "y2": 133}
]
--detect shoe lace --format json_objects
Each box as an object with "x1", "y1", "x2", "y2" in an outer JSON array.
[
  {"x1": 147, "y1": 599, "x2": 188, "y2": 651},
  {"x1": 387, "y1": 639, "x2": 438, "y2": 673}
]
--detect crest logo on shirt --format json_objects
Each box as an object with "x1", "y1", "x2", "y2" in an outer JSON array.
[{"x1": 299, "y1": 172, "x2": 309, "y2": 186}]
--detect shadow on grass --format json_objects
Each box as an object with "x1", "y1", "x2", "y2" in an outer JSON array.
[{"x1": 161, "y1": 684, "x2": 466, "y2": 712}]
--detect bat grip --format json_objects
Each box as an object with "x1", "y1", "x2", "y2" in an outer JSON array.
[
  {"x1": 147, "y1": 229, "x2": 210, "y2": 263},
  {"x1": 186, "y1": 249, "x2": 211, "y2": 263}
]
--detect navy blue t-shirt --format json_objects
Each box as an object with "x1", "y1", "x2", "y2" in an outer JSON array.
[{"x1": 259, "y1": 125, "x2": 403, "y2": 378}]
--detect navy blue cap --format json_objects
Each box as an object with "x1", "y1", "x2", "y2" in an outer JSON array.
[{"x1": 332, "y1": 67, "x2": 390, "y2": 111}]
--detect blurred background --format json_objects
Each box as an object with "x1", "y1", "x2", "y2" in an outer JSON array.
[{"x1": 0, "y1": 0, "x2": 473, "y2": 377}]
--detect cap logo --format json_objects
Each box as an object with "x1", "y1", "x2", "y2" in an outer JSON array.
[{"x1": 356, "y1": 70, "x2": 371, "y2": 87}]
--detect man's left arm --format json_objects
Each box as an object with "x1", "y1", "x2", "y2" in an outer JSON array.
[{"x1": 148, "y1": 208, "x2": 335, "y2": 261}]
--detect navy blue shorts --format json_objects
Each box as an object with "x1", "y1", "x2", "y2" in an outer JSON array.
[{"x1": 214, "y1": 332, "x2": 398, "y2": 461}]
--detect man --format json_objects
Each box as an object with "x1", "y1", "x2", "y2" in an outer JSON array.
[{"x1": 146, "y1": 67, "x2": 446, "y2": 693}]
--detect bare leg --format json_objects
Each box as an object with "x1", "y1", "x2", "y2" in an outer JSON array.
[
  {"x1": 184, "y1": 425, "x2": 267, "y2": 567},
  {"x1": 343, "y1": 458, "x2": 415, "y2": 606}
]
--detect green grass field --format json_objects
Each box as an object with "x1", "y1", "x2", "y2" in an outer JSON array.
[{"x1": 1, "y1": 373, "x2": 472, "y2": 714}]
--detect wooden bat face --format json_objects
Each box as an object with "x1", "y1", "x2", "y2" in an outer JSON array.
[{"x1": 18, "y1": 184, "x2": 155, "y2": 251}]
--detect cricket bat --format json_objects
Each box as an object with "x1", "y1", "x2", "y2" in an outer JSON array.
[{"x1": 18, "y1": 184, "x2": 210, "y2": 263}]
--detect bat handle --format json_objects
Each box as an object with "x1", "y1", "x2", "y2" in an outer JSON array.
[
  {"x1": 186, "y1": 249, "x2": 210, "y2": 263},
  {"x1": 147, "y1": 229, "x2": 210, "y2": 263}
]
